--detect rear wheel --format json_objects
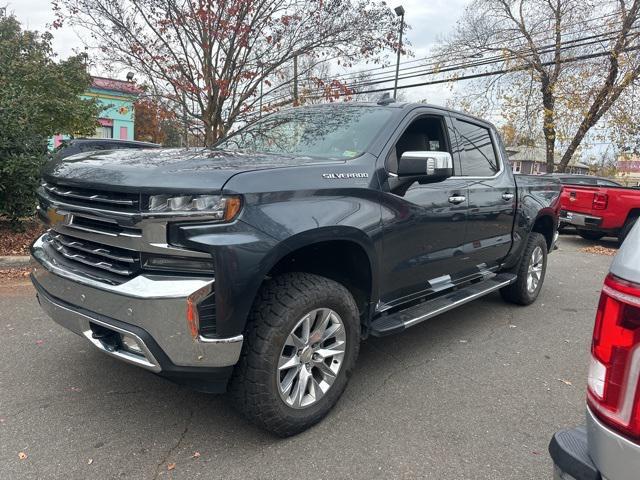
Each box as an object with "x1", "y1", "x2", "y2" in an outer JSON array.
[
  {"x1": 500, "y1": 232, "x2": 548, "y2": 305},
  {"x1": 577, "y1": 229, "x2": 605, "y2": 241},
  {"x1": 229, "y1": 272, "x2": 360, "y2": 437}
]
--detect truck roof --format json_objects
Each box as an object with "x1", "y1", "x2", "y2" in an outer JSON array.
[{"x1": 279, "y1": 101, "x2": 496, "y2": 129}]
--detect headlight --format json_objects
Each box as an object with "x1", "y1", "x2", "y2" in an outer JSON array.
[{"x1": 146, "y1": 194, "x2": 242, "y2": 221}]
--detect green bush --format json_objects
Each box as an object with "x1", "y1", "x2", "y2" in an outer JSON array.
[
  {"x1": 0, "y1": 148, "x2": 47, "y2": 227},
  {"x1": 0, "y1": 12, "x2": 99, "y2": 228}
]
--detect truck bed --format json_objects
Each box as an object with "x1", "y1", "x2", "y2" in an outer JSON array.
[{"x1": 559, "y1": 184, "x2": 640, "y2": 232}]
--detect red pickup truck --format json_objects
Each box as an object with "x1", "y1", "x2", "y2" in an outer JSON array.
[{"x1": 559, "y1": 184, "x2": 640, "y2": 243}]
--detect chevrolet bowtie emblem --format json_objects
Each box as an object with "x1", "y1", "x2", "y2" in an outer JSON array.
[{"x1": 46, "y1": 207, "x2": 66, "y2": 226}]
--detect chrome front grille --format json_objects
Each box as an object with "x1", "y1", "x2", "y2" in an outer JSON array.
[
  {"x1": 42, "y1": 181, "x2": 140, "y2": 211},
  {"x1": 44, "y1": 232, "x2": 140, "y2": 283},
  {"x1": 37, "y1": 180, "x2": 214, "y2": 285}
]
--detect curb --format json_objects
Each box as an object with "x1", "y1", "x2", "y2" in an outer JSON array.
[{"x1": 0, "y1": 256, "x2": 32, "y2": 269}]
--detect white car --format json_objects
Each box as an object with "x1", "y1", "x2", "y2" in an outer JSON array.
[{"x1": 549, "y1": 221, "x2": 640, "y2": 479}]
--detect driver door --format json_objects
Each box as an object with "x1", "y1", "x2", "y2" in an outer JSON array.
[{"x1": 378, "y1": 110, "x2": 470, "y2": 308}]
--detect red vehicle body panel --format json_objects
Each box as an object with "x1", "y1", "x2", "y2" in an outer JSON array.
[{"x1": 559, "y1": 185, "x2": 640, "y2": 232}]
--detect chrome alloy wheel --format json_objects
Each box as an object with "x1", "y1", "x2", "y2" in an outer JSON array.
[
  {"x1": 277, "y1": 308, "x2": 346, "y2": 409},
  {"x1": 527, "y1": 245, "x2": 544, "y2": 293}
]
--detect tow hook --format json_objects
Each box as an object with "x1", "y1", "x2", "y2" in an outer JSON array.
[{"x1": 90, "y1": 325, "x2": 120, "y2": 352}]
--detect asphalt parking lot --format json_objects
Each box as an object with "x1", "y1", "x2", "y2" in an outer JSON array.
[{"x1": 0, "y1": 234, "x2": 617, "y2": 479}]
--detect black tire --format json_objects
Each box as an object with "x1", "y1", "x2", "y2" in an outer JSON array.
[
  {"x1": 577, "y1": 229, "x2": 605, "y2": 241},
  {"x1": 500, "y1": 232, "x2": 548, "y2": 306},
  {"x1": 228, "y1": 272, "x2": 360, "y2": 437},
  {"x1": 618, "y1": 216, "x2": 638, "y2": 246}
]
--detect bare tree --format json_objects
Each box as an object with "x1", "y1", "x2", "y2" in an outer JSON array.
[
  {"x1": 53, "y1": 0, "x2": 401, "y2": 145},
  {"x1": 275, "y1": 56, "x2": 337, "y2": 105},
  {"x1": 441, "y1": 0, "x2": 640, "y2": 172},
  {"x1": 607, "y1": 84, "x2": 640, "y2": 152}
]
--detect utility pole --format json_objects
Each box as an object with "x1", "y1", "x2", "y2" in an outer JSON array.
[
  {"x1": 393, "y1": 6, "x2": 405, "y2": 100},
  {"x1": 293, "y1": 55, "x2": 299, "y2": 106}
]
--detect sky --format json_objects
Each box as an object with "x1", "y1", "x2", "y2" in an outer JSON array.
[{"x1": 6, "y1": 0, "x2": 470, "y2": 105}]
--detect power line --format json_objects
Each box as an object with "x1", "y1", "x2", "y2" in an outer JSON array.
[
  {"x1": 262, "y1": 16, "x2": 637, "y2": 105},
  {"x1": 261, "y1": 27, "x2": 638, "y2": 106},
  {"x1": 346, "y1": 26, "x2": 638, "y2": 90},
  {"x1": 257, "y1": 12, "x2": 630, "y2": 101},
  {"x1": 318, "y1": 10, "x2": 629, "y2": 84},
  {"x1": 342, "y1": 45, "x2": 640, "y2": 97}
]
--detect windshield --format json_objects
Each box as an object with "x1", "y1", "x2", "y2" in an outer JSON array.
[{"x1": 216, "y1": 106, "x2": 394, "y2": 160}]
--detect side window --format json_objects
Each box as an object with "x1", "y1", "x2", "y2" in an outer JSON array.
[
  {"x1": 563, "y1": 177, "x2": 595, "y2": 185},
  {"x1": 453, "y1": 119, "x2": 499, "y2": 177},
  {"x1": 596, "y1": 179, "x2": 619, "y2": 187},
  {"x1": 80, "y1": 144, "x2": 106, "y2": 153},
  {"x1": 387, "y1": 115, "x2": 451, "y2": 174}
]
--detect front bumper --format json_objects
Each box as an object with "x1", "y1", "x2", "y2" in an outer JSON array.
[
  {"x1": 31, "y1": 235, "x2": 243, "y2": 380},
  {"x1": 550, "y1": 407, "x2": 640, "y2": 480}
]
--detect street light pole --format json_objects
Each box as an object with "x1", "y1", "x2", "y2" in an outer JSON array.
[{"x1": 393, "y1": 5, "x2": 405, "y2": 100}]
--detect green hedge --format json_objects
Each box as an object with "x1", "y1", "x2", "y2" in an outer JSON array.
[{"x1": 0, "y1": 148, "x2": 47, "y2": 227}]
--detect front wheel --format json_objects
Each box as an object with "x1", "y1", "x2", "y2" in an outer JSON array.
[
  {"x1": 229, "y1": 272, "x2": 360, "y2": 437},
  {"x1": 500, "y1": 232, "x2": 548, "y2": 305}
]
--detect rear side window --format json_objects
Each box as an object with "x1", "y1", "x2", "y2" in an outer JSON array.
[
  {"x1": 596, "y1": 179, "x2": 620, "y2": 187},
  {"x1": 454, "y1": 119, "x2": 499, "y2": 177},
  {"x1": 560, "y1": 177, "x2": 596, "y2": 185}
]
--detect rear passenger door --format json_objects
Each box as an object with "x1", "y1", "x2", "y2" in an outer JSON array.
[{"x1": 451, "y1": 117, "x2": 516, "y2": 269}]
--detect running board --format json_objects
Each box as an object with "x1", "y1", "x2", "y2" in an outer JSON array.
[{"x1": 369, "y1": 273, "x2": 517, "y2": 337}]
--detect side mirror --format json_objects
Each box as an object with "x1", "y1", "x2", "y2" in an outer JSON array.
[{"x1": 397, "y1": 151, "x2": 453, "y2": 180}]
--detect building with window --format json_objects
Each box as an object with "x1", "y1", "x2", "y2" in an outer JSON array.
[
  {"x1": 616, "y1": 153, "x2": 640, "y2": 186},
  {"x1": 51, "y1": 76, "x2": 140, "y2": 149},
  {"x1": 506, "y1": 144, "x2": 590, "y2": 175}
]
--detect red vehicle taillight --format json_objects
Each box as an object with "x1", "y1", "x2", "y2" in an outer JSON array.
[
  {"x1": 592, "y1": 192, "x2": 608, "y2": 210},
  {"x1": 587, "y1": 274, "x2": 640, "y2": 440}
]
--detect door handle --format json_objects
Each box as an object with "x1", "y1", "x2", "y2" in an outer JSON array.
[
  {"x1": 448, "y1": 195, "x2": 466, "y2": 205},
  {"x1": 501, "y1": 193, "x2": 514, "y2": 201}
]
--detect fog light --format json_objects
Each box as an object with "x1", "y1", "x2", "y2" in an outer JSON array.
[
  {"x1": 121, "y1": 334, "x2": 144, "y2": 355},
  {"x1": 142, "y1": 255, "x2": 215, "y2": 273}
]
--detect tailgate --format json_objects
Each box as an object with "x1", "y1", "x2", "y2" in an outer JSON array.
[{"x1": 561, "y1": 185, "x2": 600, "y2": 214}]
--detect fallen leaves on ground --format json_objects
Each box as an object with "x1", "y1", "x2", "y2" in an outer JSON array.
[
  {"x1": 167, "y1": 463, "x2": 176, "y2": 471},
  {"x1": 579, "y1": 245, "x2": 617, "y2": 256},
  {"x1": 557, "y1": 378, "x2": 573, "y2": 386},
  {"x1": 0, "y1": 219, "x2": 45, "y2": 257},
  {"x1": 191, "y1": 452, "x2": 201, "y2": 459},
  {"x1": 0, "y1": 267, "x2": 32, "y2": 280}
]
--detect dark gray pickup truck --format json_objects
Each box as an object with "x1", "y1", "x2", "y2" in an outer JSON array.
[{"x1": 31, "y1": 101, "x2": 560, "y2": 436}]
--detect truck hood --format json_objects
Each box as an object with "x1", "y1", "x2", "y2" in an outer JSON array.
[{"x1": 42, "y1": 147, "x2": 339, "y2": 192}]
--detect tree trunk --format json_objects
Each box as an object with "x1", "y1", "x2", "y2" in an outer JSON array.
[
  {"x1": 541, "y1": 80, "x2": 557, "y2": 173},
  {"x1": 204, "y1": 126, "x2": 217, "y2": 147}
]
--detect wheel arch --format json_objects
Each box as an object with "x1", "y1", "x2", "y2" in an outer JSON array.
[
  {"x1": 624, "y1": 208, "x2": 640, "y2": 225},
  {"x1": 531, "y1": 212, "x2": 556, "y2": 250},
  {"x1": 264, "y1": 227, "x2": 378, "y2": 323},
  {"x1": 224, "y1": 226, "x2": 379, "y2": 337}
]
